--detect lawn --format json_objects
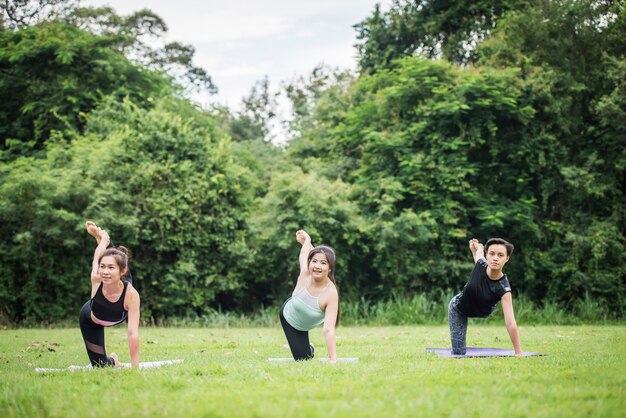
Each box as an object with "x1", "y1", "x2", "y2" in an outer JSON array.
[{"x1": 1, "y1": 325, "x2": 624, "y2": 417}]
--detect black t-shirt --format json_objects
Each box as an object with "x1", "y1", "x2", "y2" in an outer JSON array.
[{"x1": 456, "y1": 258, "x2": 511, "y2": 318}]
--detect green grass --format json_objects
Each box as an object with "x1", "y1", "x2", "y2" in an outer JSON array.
[{"x1": 1, "y1": 325, "x2": 625, "y2": 417}]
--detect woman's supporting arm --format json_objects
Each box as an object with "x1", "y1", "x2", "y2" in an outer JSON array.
[
  {"x1": 501, "y1": 292, "x2": 522, "y2": 355},
  {"x1": 126, "y1": 288, "x2": 141, "y2": 367},
  {"x1": 322, "y1": 290, "x2": 339, "y2": 363}
]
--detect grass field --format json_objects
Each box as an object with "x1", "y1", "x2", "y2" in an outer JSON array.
[{"x1": 1, "y1": 325, "x2": 624, "y2": 417}]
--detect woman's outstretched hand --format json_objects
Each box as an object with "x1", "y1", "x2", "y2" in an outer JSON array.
[{"x1": 296, "y1": 229, "x2": 310, "y2": 245}]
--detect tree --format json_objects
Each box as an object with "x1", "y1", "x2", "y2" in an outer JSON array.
[
  {"x1": 354, "y1": 0, "x2": 526, "y2": 71},
  {"x1": 224, "y1": 76, "x2": 278, "y2": 142},
  {"x1": 0, "y1": 0, "x2": 78, "y2": 29},
  {"x1": 477, "y1": 0, "x2": 626, "y2": 309},
  {"x1": 2, "y1": 1, "x2": 216, "y2": 95},
  {"x1": 0, "y1": 22, "x2": 170, "y2": 154},
  {"x1": 67, "y1": 6, "x2": 216, "y2": 95}
]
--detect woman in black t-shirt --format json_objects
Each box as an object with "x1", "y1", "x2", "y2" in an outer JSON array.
[{"x1": 448, "y1": 238, "x2": 522, "y2": 355}]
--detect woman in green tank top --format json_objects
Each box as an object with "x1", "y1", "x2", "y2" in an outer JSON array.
[{"x1": 279, "y1": 229, "x2": 340, "y2": 362}]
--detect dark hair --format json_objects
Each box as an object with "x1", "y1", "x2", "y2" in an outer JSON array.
[
  {"x1": 99, "y1": 246, "x2": 130, "y2": 279},
  {"x1": 307, "y1": 245, "x2": 340, "y2": 326},
  {"x1": 485, "y1": 238, "x2": 514, "y2": 257}
]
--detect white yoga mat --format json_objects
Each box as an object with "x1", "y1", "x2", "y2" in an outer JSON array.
[
  {"x1": 268, "y1": 357, "x2": 359, "y2": 363},
  {"x1": 35, "y1": 359, "x2": 183, "y2": 372}
]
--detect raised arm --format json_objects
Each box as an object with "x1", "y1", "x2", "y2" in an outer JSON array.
[
  {"x1": 295, "y1": 230, "x2": 313, "y2": 290},
  {"x1": 125, "y1": 287, "x2": 141, "y2": 368},
  {"x1": 501, "y1": 292, "x2": 522, "y2": 355},
  {"x1": 296, "y1": 230, "x2": 313, "y2": 272},
  {"x1": 91, "y1": 228, "x2": 110, "y2": 285},
  {"x1": 469, "y1": 238, "x2": 484, "y2": 263}
]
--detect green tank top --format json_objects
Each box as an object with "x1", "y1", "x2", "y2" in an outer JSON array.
[{"x1": 283, "y1": 285, "x2": 327, "y2": 331}]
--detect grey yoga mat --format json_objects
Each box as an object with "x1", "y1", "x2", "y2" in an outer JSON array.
[{"x1": 426, "y1": 347, "x2": 542, "y2": 358}]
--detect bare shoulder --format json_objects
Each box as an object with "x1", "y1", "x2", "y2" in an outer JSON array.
[
  {"x1": 127, "y1": 283, "x2": 140, "y2": 298},
  {"x1": 125, "y1": 284, "x2": 141, "y2": 308},
  {"x1": 325, "y1": 282, "x2": 339, "y2": 301}
]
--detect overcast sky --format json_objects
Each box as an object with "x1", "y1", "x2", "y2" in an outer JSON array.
[{"x1": 83, "y1": 0, "x2": 390, "y2": 110}]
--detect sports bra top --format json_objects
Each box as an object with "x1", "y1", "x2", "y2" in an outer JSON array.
[{"x1": 90, "y1": 281, "x2": 128, "y2": 326}]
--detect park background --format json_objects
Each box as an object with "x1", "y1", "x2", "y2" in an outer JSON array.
[
  {"x1": 1, "y1": 2, "x2": 625, "y2": 417},
  {"x1": 0, "y1": 0, "x2": 625, "y2": 327}
]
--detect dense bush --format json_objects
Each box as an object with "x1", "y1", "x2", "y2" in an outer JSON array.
[{"x1": 0, "y1": 96, "x2": 260, "y2": 322}]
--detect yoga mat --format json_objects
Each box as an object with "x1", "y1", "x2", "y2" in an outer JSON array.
[
  {"x1": 426, "y1": 347, "x2": 542, "y2": 358},
  {"x1": 268, "y1": 357, "x2": 359, "y2": 363},
  {"x1": 35, "y1": 359, "x2": 183, "y2": 372}
]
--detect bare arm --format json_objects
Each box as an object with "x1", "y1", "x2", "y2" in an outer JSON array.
[
  {"x1": 469, "y1": 238, "x2": 484, "y2": 263},
  {"x1": 126, "y1": 287, "x2": 140, "y2": 368},
  {"x1": 501, "y1": 292, "x2": 522, "y2": 355},
  {"x1": 322, "y1": 289, "x2": 339, "y2": 363},
  {"x1": 91, "y1": 229, "x2": 110, "y2": 286},
  {"x1": 295, "y1": 230, "x2": 313, "y2": 290}
]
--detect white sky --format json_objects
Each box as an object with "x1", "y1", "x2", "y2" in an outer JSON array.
[{"x1": 82, "y1": 0, "x2": 390, "y2": 111}]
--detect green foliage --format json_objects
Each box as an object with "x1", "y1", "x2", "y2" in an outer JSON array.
[
  {"x1": 0, "y1": 96, "x2": 260, "y2": 322},
  {"x1": 0, "y1": 0, "x2": 79, "y2": 29},
  {"x1": 249, "y1": 163, "x2": 369, "y2": 302},
  {"x1": 288, "y1": 58, "x2": 546, "y2": 296},
  {"x1": 283, "y1": 0, "x2": 625, "y2": 316},
  {"x1": 0, "y1": 21, "x2": 170, "y2": 153},
  {"x1": 67, "y1": 6, "x2": 217, "y2": 95},
  {"x1": 354, "y1": 0, "x2": 526, "y2": 70},
  {"x1": 0, "y1": 0, "x2": 624, "y2": 324}
]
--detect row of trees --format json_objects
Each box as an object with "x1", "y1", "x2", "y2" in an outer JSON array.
[{"x1": 0, "y1": 0, "x2": 624, "y2": 324}]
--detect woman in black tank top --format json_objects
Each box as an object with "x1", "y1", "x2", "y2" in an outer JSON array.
[{"x1": 79, "y1": 221, "x2": 141, "y2": 367}]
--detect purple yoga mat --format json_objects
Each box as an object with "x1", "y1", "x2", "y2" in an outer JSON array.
[{"x1": 426, "y1": 347, "x2": 542, "y2": 358}]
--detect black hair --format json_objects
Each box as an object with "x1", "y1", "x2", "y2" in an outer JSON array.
[
  {"x1": 485, "y1": 238, "x2": 514, "y2": 257},
  {"x1": 98, "y1": 246, "x2": 130, "y2": 279}
]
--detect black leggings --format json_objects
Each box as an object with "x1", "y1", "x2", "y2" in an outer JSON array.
[
  {"x1": 279, "y1": 298, "x2": 314, "y2": 361},
  {"x1": 79, "y1": 301, "x2": 115, "y2": 367}
]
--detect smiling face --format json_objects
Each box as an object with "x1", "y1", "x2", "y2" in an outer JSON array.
[
  {"x1": 98, "y1": 255, "x2": 123, "y2": 284},
  {"x1": 308, "y1": 252, "x2": 331, "y2": 281},
  {"x1": 485, "y1": 244, "x2": 509, "y2": 273}
]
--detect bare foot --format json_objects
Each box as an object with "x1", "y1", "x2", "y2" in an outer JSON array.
[
  {"x1": 85, "y1": 221, "x2": 101, "y2": 244},
  {"x1": 110, "y1": 352, "x2": 120, "y2": 368}
]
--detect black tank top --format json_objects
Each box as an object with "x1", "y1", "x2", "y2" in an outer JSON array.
[{"x1": 90, "y1": 281, "x2": 128, "y2": 325}]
